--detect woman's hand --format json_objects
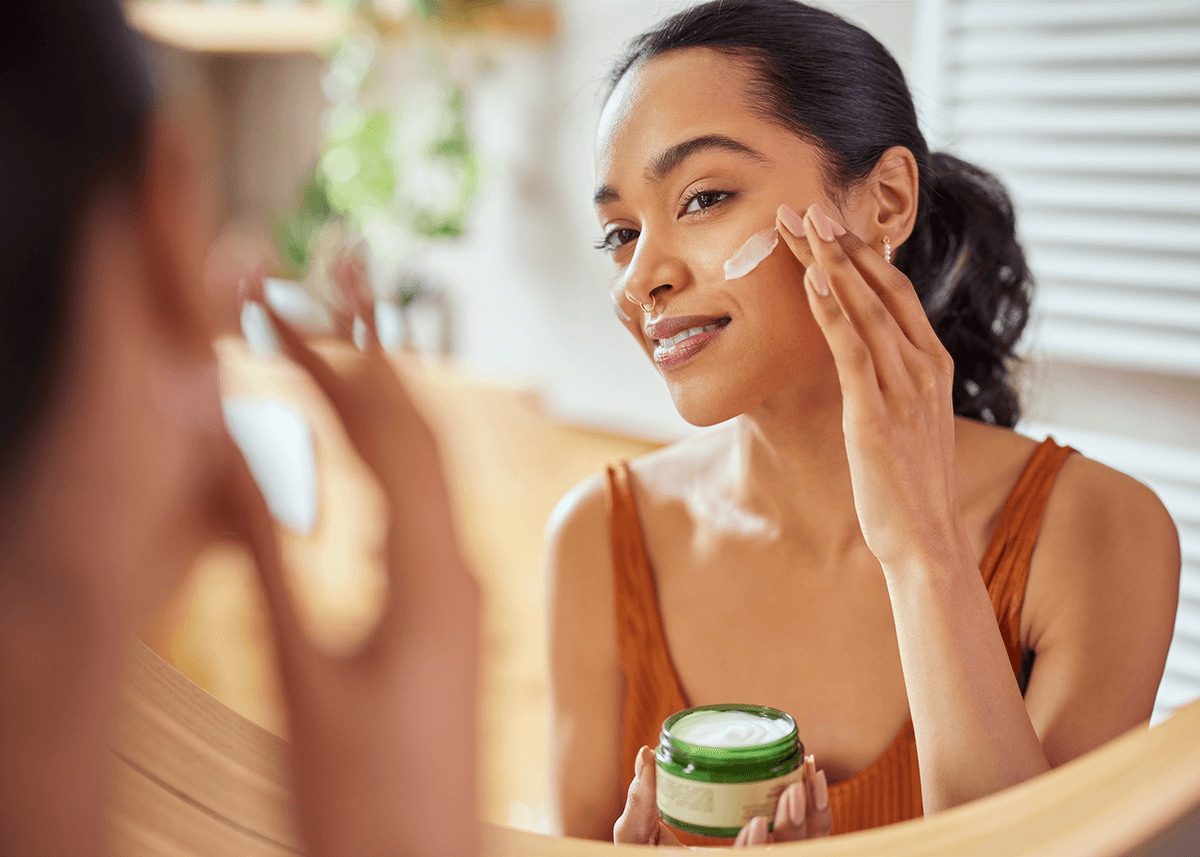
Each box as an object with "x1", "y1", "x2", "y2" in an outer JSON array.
[
  {"x1": 218, "y1": 271, "x2": 481, "y2": 857},
  {"x1": 613, "y1": 746, "x2": 831, "y2": 847},
  {"x1": 775, "y1": 202, "x2": 971, "y2": 572}
]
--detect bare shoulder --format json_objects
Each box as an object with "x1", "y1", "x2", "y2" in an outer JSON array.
[
  {"x1": 546, "y1": 470, "x2": 609, "y2": 559},
  {"x1": 956, "y1": 418, "x2": 1180, "y2": 652},
  {"x1": 545, "y1": 471, "x2": 613, "y2": 618},
  {"x1": 1036, "y1": 446, "x2": 1180, "y2": 604}
]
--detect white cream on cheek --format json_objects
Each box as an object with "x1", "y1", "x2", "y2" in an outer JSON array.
[
  {"x1": 724, "y1": 226, "x2": 779, "y2": 281},
  {"x1": 672, "y1": 710, "x2": 792, "y2": 748}
]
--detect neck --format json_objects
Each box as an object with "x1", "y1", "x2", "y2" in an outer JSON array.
[{"x1": 731, "y1": 358, "x2": 864, "y2": 551}]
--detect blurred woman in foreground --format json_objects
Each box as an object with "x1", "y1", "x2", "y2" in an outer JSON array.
[{"x1": 0, "y1": 4, "x2": 479, "y2": 855}]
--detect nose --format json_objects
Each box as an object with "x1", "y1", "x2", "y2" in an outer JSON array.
[{"x1": 619, "y1": 238, "x2": 688, "y2": 315}]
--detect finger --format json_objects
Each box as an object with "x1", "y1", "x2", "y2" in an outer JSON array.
[
  {"x1": 261, "y1": 299, "x2": 427, "y2": 459},
  {"x1": 803, "y1": 265, "x2": 886, "y2": 414},
  {"x1": 772, "y1": 208, "x2": 816, "y2": 270},
  {"x1": 806, "y1": 768, "x2": 832, "y2": 839},
  {"x1": 805, "y1": 204, "x2": 943, "y2": 356},
  {"x1": 614, "y1": 747, "x2": 660, "y2": 844},
  {"x1": 733, "y1": 824, "x2": 749, "y2": 848},
  {"x1": 733, "y1": 816, "x2": 769, "y2": 848},
  {"x1": 259, "y1": 299, "x2": 465, "y2": 621},
  {"x1": 799, "y1": 205, "x2": 913, "y2": 394},
  {"x1": 651, "y1": 819, "x2": 686, "y2": 848},
  {"x1": 769, "y1": 782, "x2": 807, "y2": 842},
  {"x1": 258, "y1": 299, "x2": 361, "y2": 416}
]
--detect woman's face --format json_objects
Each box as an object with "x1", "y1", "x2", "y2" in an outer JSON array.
[{"x1": 595, "y1": 48, "x2": 859, "y2": 426}]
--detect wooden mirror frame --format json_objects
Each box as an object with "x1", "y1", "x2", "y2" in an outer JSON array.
[{"x1": 110, "y1": 641, "x2": 1200, "y2": 856}]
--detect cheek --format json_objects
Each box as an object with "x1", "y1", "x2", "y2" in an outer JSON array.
[{"x1": 744, "y1": 248, "x2": 816, "y2": 332}]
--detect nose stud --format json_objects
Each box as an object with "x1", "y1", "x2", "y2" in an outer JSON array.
[{"x1": 625, "y1": 290, "x2": 656, "y2": 313}]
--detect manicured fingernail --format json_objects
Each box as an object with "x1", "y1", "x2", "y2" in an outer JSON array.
[
  {"x1": 635, "y1": 746, "x2": 648, "y2": 779},
  {"x1": 352, "y1": 315, "x2": 369, "y2": 352},
  {"x1": 778, "y1": 203, "x2": 806, "y2": 237},
  {"x1": 814, "y1": 769, "x2": 829, "y2": 812},
  {"x1": 805, "y1": 754, "x2": 816, "y2": 779},
  {"x1": 807, "y1": 205, "x2": 845, "y2": 242},
  {"x1": 787, "y1": 783, "x2": 806, "y2": 826},
  {"x1": 827, "y1": 207, "x2": 847, "y2": 236},
  {"x1": 749, "y1": 816, "x2": 769, "y2": 845},
  {"x1": 807, "y1": 266, "x2": 830, "y2": 297},
  {"x1": 222, "y1": 397, "x2": 318, "y2": 534},
  {"x1": 241, "y1": 300, "x2": 281, "y2": 357}
]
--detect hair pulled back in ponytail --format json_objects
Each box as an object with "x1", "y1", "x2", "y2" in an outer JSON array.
[{"x1": 609, "y1": 0, "x2": 1032, "y2": 427}]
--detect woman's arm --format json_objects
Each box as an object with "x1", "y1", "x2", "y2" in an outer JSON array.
[
  {"x1": 1020, "y1": 457, "x2": 1179, "y2": 766},
  {"x1": 545, "y1": 477, "x2": 628, "y2": 841},
  {"x1": 884, "y1": 454, "x2": 1179, "y2": 811},
  {"x1": 778, "y1": 201, "x2": 1180, "y2": 813}
]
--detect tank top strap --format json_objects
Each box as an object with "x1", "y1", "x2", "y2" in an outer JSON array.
[
  {"x1": 979, "y1": 437, "x2": 1076, "y2": 675},
  {"x1": 604, "y1": 463, "x2": 691, "y2": 781}
]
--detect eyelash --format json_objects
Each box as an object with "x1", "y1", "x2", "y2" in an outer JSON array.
[
  {"x1": 594, "y1": 229, "x2": 638, "y2": 253},
  {"x1": 681, "y1": 188, "x2": 734, "y2": 215},
  {"x1": 594, "y1": 189, "x2": 735, "y2": 254}
]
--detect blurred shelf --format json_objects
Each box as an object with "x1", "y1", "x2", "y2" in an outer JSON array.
[
  {"x1": 124, "y1": 1, "x2": 559, "y2": 54},
  {"x1": 125, "y1": 2, "x2": 350, "y2": 53}
]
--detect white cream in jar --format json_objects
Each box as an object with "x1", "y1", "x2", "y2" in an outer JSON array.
[{"x1": 671, "y1": 708, "x2": 795, "y2": 748}]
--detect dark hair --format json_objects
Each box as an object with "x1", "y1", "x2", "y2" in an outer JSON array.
[
  {"x1": 0, "y1": 1, "x2": 152, "y2": 479},
  {"x1": 609, "y1": 0, "x2": 1032, "y2": 427}
]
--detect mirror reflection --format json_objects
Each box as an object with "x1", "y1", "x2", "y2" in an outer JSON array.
[{"x1": 114, "y1": 0, "x2": 1198, "y2": 849}]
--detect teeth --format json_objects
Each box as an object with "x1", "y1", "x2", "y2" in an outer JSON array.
[{"x1": 658, "y1": 322, "x2": 720, "y2": 348}]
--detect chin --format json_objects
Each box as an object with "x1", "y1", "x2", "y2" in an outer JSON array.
[{"x1": 666, "y1": 377, "x2": 755, "y2": 427}]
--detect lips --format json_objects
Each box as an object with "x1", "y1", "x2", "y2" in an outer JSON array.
[
  {"x1": 645, "y1": 314, "x2": 730, "y2": 341},
  {"x1": 646, "y1": 314, "x2": 731, "y2": 369}
]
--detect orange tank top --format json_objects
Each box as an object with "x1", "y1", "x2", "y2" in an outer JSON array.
[{"x1": 605, "y1": 436, "x2": 1074, "y2": 837}]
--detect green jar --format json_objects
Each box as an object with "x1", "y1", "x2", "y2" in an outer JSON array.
[{"x1": 655, "y1": 704, "x2": 804, "y2": 839}]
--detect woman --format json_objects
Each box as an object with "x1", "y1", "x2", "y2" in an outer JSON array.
[
  {"x1": 0, "y1": 4, "x2": 478, "y2": 856},
  {"x1": 546, "y1": 0, "x2": 1181, "y2": 846}
]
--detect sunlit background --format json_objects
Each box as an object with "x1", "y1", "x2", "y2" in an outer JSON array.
[{"x1": 128, "y1": 0, "x2": 1200, "y2": 835}]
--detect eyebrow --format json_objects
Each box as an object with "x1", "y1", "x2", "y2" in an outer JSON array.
[{"x1": 593, "y1": 134, "x2": 769, "y2": 207}]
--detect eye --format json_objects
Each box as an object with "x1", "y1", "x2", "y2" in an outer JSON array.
[
  {"x1": 684, "y1": 190, "x2": 732, "y2": 214},
  {"x1": 595, "y1": 227, "x2": 639, "y2": 253}
]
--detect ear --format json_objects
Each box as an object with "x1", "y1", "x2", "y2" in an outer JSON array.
[
  {"x1": 138, "y1": 116, "x2": 218, "y2": 359},
  {"x1": 864, "y1": 145, "x2": 919, "y2": 256}
]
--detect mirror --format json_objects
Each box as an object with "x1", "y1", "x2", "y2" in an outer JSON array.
[{"x1": 130, "y1": 0, "x2": 1199, "y2": 848}]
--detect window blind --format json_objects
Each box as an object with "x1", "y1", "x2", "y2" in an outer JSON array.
[
  {"x1": 913, "y1": 1, "x2": 1200, "y2": 721},
  {"x1": 916, "y1": 0, "x2": 1200, "y2": 375}
]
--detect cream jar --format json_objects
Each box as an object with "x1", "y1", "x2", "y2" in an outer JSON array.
[{"x1": 655, "y1": 704, "x2": 805, "y2": 841}]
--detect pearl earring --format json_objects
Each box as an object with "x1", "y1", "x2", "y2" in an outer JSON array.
[{"x1": 883, "y1": 236, "x2": 892, "y2": 265}]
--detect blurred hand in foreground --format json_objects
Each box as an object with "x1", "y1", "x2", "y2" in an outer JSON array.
[{"x1": 221, "y1": 259, "x2": 481, "y2": 857}]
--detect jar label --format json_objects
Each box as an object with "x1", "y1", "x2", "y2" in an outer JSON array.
[{"x1": 656, "y1": 766, "x2": 803, "y2": 831}]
